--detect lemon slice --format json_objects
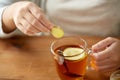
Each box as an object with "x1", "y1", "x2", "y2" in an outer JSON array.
[
  {"x1": 63, "y1": 48, "x2": 86, "y2": 60},
  {"x1": 51, "y1": 26, "x2": 64, "y2": 38}
]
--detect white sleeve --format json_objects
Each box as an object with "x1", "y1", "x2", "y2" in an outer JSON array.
[{"x1": 0, "y1": 0, "x2": 20, "y2": 38}]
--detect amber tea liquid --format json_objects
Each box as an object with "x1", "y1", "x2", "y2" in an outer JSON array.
[{"x1": 54, "y1": 45, "x2": 88, "y2": 80}]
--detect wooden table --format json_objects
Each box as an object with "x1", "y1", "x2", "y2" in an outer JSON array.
[{"x1": 0, "y1": 35, "x2": 118, "y2": 80}]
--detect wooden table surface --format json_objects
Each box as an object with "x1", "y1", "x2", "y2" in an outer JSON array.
[{"x1": 0, "y1": 35, "x2": 119, "y2": 80}]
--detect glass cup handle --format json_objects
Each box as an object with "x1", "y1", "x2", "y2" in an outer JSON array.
[{"x1": 86, "y1": 48, "x2": 95, "y2": 70}]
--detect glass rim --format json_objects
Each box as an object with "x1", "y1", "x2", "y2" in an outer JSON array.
[{"x1": 50, "y1": 36, "x2": 88, "y2": 57}]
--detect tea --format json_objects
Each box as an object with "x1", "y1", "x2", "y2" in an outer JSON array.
[{"x1": 54, "y1": 45, "x2": 88, "y2": 80}]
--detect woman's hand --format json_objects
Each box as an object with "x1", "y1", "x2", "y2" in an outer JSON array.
[
  {"x1": 91, "y1": 37, "x2": 120, "y2": 72},
  {"x1": 2, "y1": 1, "x2": 53, "y2": 35}
]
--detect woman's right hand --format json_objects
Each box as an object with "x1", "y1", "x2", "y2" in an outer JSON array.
[{"x1": 2, "y1": 1, "x2": 53, "y2": 35}]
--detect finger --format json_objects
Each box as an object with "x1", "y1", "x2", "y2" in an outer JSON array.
[
  {"x1": 19, "y1": 17, "x2": 40, "y2": 34},
  {"x1": 28, "y1": 4, "x2": 53, "y2": 30},
  {"x1": 24, "y1": 11, "x2": 49, "y2": 32},
  {"x1": 92, "y1": 37, "x2": 116, "y2": 53},
  {"x1": 14, "y1": 10, "x2": 32, "y2": 33},
  {"x1": 37, "y1": 14, "x2": 54, "y2": 30},
  {"x1": 16, "y1": 23, "x2": 25, "y2": 32},
  {"x1": 91, "y1": 55, "x2": 114, "y2": 70},
  {"x1": 95, "y1": 57, "x2": 110, "y2": 66},
  {"x1": 97, "y1": 64, "x2": 118, "y2": 72},
  {"x1": 17, "y1": 22, "x2": 34, "y2": 35},
  {"x1": 93, "y1": 48, "x2": 111, "y2": 61},
  {"x1": 95, "y1": 56, "x2": 120, "y2": 71}
]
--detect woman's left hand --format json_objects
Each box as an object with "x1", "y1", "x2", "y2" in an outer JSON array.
[{"x1": 91, "y1": 37, "x2": 120, "y2": 72}]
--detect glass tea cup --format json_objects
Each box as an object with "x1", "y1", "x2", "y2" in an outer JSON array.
[
  {"x1": 110, "y1": 70, "x2": 120, "y2": 80},
  {"x1": 50, "y1": 36, "x2": 90, "y2": 80}
]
